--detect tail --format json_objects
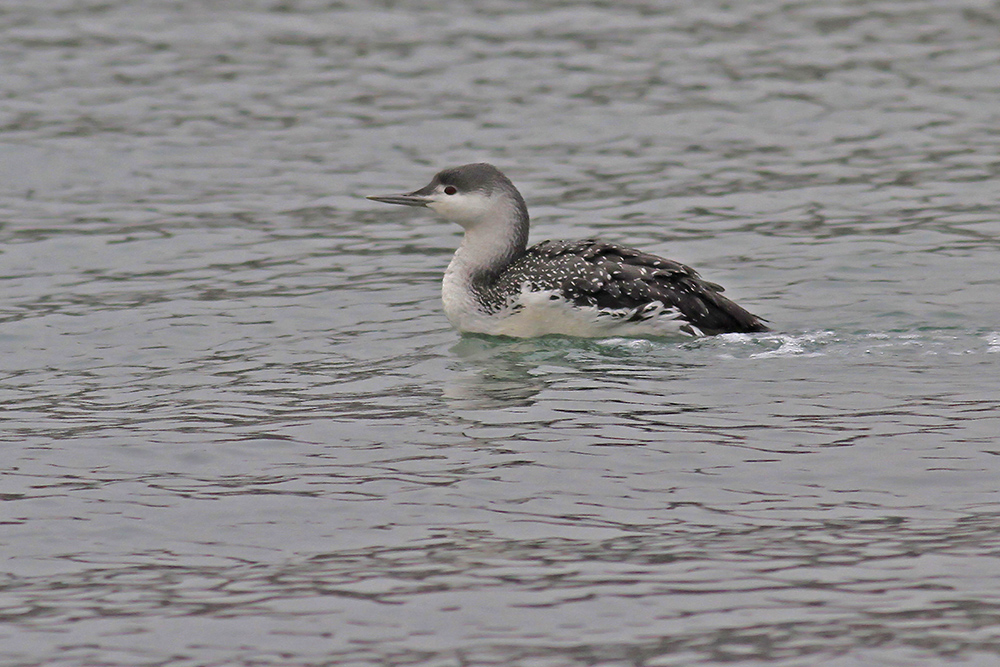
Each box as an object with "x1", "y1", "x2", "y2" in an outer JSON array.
[{"x1": 695, "y1": 290, "x2": 770, "y2": 335}]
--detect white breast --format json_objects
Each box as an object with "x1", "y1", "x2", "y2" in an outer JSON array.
[{"x1": 441, "y1": 260, "x2": 486, "y2": 332}]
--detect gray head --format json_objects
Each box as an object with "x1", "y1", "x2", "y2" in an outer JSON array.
[{"x1": 367, "y1": 163, "x2": 529, "y2": 232}]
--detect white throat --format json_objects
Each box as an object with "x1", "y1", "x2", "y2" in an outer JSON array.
[{"x1": 439, "y1": 197, "x2": 527, "y2": 329}]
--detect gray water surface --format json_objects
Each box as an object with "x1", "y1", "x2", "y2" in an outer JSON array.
[{"x1": 2, "y1": 1, "x2": 1000, "y2": 666}]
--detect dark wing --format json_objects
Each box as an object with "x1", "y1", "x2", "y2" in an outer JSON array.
[{"x1": 513, "y1": 239, "x2": 769, "y2": 335}]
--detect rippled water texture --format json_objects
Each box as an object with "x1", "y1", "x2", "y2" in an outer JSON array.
[{"x1": 2, "y1": 1, "x2": 1000, "y2": 665}]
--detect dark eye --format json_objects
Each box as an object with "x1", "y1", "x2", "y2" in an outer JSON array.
[{"x1": 443, "y1": 186, "x2": 457, "y2": 195}]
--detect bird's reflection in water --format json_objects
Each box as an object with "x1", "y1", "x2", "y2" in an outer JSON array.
[{"x1": 441, "y1": 336, "x2": 550, "y2": 409}]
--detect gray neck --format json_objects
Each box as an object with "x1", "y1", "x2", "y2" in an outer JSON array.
[{"x1": 451, "y1": 194, "x2": 529, "y2": 288}]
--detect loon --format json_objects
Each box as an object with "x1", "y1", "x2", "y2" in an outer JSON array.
[{"x1": 367, "y1": 163, "x2": 768, "y2": 338}]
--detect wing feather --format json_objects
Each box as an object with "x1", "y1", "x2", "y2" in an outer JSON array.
[{"x1": 487, "y1": 239, "x2": 768, "y2": 334}]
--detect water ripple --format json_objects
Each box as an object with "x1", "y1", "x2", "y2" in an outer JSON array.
[{"x1": 4, "y1": 1, "x2": 1000, "y2": 665}]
